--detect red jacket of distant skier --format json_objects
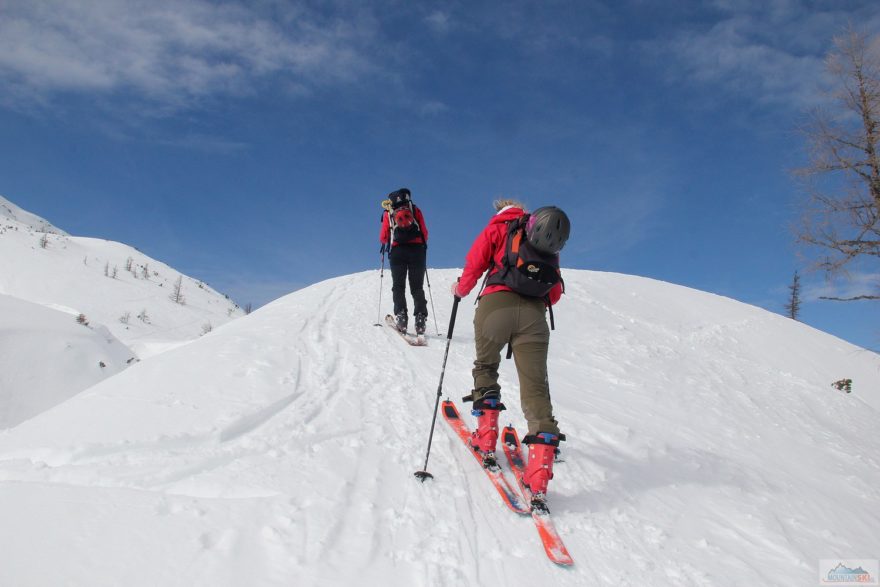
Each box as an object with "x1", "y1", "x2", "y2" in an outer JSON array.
[
  {"x1": 456, "y1": 206, "x2": 563, "y2": 305},
  {"x1": 379, "y1": 205, "x2": 428, "y2": 247}
]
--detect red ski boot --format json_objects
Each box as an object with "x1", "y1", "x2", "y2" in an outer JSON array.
[
  {"x1": 469, "y1": 396, "x2": 506, "y2": 467},
  {"x1": 522, "y1": 432, "x2": 561, "y2": 505}
]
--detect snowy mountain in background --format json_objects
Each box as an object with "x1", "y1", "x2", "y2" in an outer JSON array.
[
  {"x1": 0, "y1": 194, "x2": 245, "y2": 428},
  {"x1": 0, "y1": 268, "x2": 877, "y2": 587},
  {"x1": 0, "y1": 195, "x2": 244, "y2": 356},
  {"x1": 0, "y1": 194, "x2": 67, "y2": 235}
]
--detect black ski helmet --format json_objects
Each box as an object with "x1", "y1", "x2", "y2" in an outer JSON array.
[
  {"x1": 388, "y1": 188, "x2": 411, "y2": 207},
  {"x1": 526, "y1": 206, "x2": 570, "y2": 254}
]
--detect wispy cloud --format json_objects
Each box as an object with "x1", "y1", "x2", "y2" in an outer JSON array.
[
  {"x1": 646, "y1": 1, "x2": 880, "y2": 109},
  {"x1": 419, "y1": 100, "x2": 449, "y2": 117},
  {"x1": 803, "y1": 271, "x2": 880, "y2": 301},
  {"x1": 575, "y1": 187, "x2": 665, "y2": 258},
  {"x1": 666, "y1": 22, "x2": 825, "y2": 108},
  {"x1": 155, "y1": 133, "x2": 249, "y2": 154},
  {"x1": 424, "y1": 10, "x2": 452, "y2": 35},
  {"x1": 0, "y1": 0, "x2": 375, "y2": 113}
]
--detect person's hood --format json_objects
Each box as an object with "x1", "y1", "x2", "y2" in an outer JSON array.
[{"x1": 489, "y1": 206, "x2": 525, "y2": 225}]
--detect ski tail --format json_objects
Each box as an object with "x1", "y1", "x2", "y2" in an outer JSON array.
[
  {"x1": 385, "y1": 314, "x2": 427, "y2": 346},
  {"x1": 502, "y1": 425, "x2": 574, "y2": 566}
]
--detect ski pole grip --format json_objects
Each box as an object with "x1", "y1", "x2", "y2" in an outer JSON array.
[{"x1": 447, "y1": 295, "x2": 460, "y2": 339}]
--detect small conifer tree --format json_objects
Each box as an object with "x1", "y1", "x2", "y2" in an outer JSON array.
[{"x1": 784, "y1": 271, "x2": 802, "y2": 320}]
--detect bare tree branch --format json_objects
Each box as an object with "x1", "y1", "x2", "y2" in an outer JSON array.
[{"x1": 794, "y1": 27, "x2": 880, "y2": 302}]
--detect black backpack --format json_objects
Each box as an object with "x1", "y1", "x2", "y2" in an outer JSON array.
[
  {"x1": 484, "y1": 213, "x2": 563, "y2": 299},
  {"x1": 388, "y1": 201, "x2": 423, "y2": 244}
]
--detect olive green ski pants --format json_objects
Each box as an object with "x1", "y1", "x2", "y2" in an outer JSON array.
[{"x1": 471, "y1": 291, "x2": 560, "y2": 437}]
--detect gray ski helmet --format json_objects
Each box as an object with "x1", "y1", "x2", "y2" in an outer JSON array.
[
  {"x1": 388, "y1": 188, "x2": 411, "y2": 207},
  {"x1": 526, "y1": 206, "x2": 570, "y2": 254}
]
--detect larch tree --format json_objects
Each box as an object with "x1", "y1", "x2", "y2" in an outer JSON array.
[{"x1": 796, "y1": 28, "x2": 880, "y2": 301}]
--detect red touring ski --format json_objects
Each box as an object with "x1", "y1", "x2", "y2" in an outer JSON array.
[
  {"x1": 441, "y1": 401, "x2": 529, "y2": 515},
  {"x1": 502, "y1": 425, "x2": 574, "y2": 566}
]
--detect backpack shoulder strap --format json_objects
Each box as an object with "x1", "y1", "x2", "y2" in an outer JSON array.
[
  {"x1": 475, "y1": 215, "x2": 527, "y2": 300},
  {"x1": 499, "y1": 214, "x2": 529, "y2": 272},
  {"x1": 408, "y1": 202, "x2": 422, "y2": 233}
]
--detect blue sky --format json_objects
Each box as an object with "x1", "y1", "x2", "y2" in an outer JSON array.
[{"x1": 1, "y1": 0, "x2": 879, "y2": 350}]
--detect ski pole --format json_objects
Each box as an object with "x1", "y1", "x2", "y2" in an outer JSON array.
[
  {"x1": 414, "y1": 294, "x2": 461, "y2": 482},
  {"x1": 424, "y1": 268, "x2": 440, "y2": 336},
  {"x1": 374, "y1": 245, "x2": 386, "y2": 326}
]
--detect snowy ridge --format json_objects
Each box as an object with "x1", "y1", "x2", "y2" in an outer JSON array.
[
  {"x1": 0, "y1": 194, "x2": 67, "y2": 235},
  {"x1": 0, "y1": 269, "x2": 878, "y2": 586},
  {"x1": 0, "y1": 196, "x2": 244, "y2": 357},
  {"x1": 0, "y1": 195, "x2": 245, "y2": 432}
]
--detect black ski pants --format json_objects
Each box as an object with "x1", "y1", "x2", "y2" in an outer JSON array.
[{"x1": 389, "y1": 243, "x2": 428, "y2": 318}]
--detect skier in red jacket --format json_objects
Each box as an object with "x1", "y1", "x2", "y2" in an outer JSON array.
[
  {"x1": 379, "y1": 188, "x2": 429, "y2": 335},
  {"x1": 453, "y1": 199, "x2": 569, "y2": 502}
]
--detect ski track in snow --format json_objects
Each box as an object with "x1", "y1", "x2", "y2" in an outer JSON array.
[{"x1": 0, "y1": 269, "x2": 878, "y2": 586}]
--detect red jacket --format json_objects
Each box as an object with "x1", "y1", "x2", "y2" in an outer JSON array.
[
  {"x1": 456, "y1": 206, "x2": 563, "y2": 305},
  {"x1": 379, "y1": 205, "x2": 428, "y2": 247}
]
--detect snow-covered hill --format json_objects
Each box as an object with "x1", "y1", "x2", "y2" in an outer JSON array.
[
  {"x1": 0, "y1": 194, "x2": 67, "y2": 235},
  {"x1": 0, "y1": 294, "x2": 135, "y2": 429},
  {"x1": 0, "y1": 268, "x2": 876, "y2": 586},
  {"x1": 0, "y1": 195, "x2": 245, "y2": 429},
  {"x1": 0, "y1": 194, "x2": 244, "y2": 358}
]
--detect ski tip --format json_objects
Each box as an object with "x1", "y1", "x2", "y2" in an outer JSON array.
[{"x1": 550, "y1": 546, "x2": 575, "y2": 566}]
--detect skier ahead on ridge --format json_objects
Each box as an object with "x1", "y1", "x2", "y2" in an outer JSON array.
[{"x1": 379, "y1": 188, "x2": 429, "y2": 335}]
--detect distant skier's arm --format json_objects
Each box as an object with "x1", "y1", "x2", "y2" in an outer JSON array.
[
  {"x1": 379, "y1": 212, "x2": 390, "y2": 248},
  {"x1": 415, "y1": 207, "x2": 428, "y2": 244}
]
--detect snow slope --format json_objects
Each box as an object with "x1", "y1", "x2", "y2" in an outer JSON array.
[
  {"x1": 0, "y1": 269, "x2": 877, "y2": 587},
  {"x1": 0, "y1": 194, "x2": 67, "y2": 235},
  {"x1": 0, "y1": 294, "x2": 135, "y2": 429},
  {"x1": 0, "y1": 194, "x2": 245, "y2": 430},
  {"x1": 0, "y1": 194, "x2": 244, "y2": 359}
]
